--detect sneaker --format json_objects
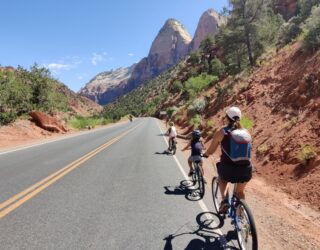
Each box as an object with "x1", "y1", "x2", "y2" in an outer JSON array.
[
  {"x1": 188, "y1": 171, "x2": 194, "y2": 177},
  {"x1": 219, "y1": 198, "x2": 230, "y2": 214}
]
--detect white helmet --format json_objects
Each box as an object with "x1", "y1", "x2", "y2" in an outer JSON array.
[{"x1": 226, "y1": 106, "x2": 242, "y2": 121}]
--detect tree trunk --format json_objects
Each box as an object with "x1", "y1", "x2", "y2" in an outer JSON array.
[{"x1": 245, "y1": 28, "x2": 254, "y2": 66}]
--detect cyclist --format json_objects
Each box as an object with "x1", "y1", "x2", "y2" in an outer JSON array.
[
  {"x1": 182, "y1": 130, "x2": 205, "y2": 180},
  {"x1": 129, "y1": 114, "x2": 133, "y2": 122},
  {"x1": 204, "y1": 107, "x2": 252, "y2": 213},
  {"x1": 166, "y1": 121, "x2": 177, "y2": 152}
]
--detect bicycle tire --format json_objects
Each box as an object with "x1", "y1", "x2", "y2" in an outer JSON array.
[
  {"x1": 235, "y1": 199, "x2": 258, "y2": 250},
  {"x1": 196, "y1": 163, "x2": 205, "y2": 199},
  {"x1": 211, "y1": 177, "x2": 223, "y2": 214},
  {"x1": 172, "y1": 143, "x2": 176, "y2": 155}
]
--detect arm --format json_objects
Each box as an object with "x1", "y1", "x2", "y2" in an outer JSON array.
[
  {"x1": 204, "y1": 129, "x2": 224, "y2": 156},
  {"x1": 182, "y1": 140, "x2": 191, "y2": 151}
]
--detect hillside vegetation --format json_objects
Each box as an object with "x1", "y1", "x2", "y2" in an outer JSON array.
[
  {"x1": 0, "y1": 64, "x2": 102, "y2": 127},
  {"x1": 103, "y1": 0, "x2": 320, "y2": 208}
]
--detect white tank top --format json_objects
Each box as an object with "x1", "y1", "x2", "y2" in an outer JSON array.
[{"x1": 170, "y1": 126, "x2": 177, "y2": 137}]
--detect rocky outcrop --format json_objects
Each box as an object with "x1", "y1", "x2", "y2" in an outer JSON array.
[
  {"x1": 190, "y1": 9, "x2": 226, "y2": 51},
  {"x1": 29, "y1": 111, "x2": 67, "y2": 133},
  {"x1": 79, "y1": 66, "x2": 135, "y2": 105},
  {"x1": 125, "y1": 19, "x2": 192, "y2": 92},
  {"x1": 272, "y1": 0, "x2": 297, "y2": 20}
]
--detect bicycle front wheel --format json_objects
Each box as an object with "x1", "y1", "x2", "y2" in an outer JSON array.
[
  {"x1": 211, "y1": 177, "x2": 223, "y2": 214},
  {"x1": 235, "y1": 199, "x2": 258, "y2": 250},
  {"x1": 196, "y1": 164, "x2": 205, "y2": 199}
]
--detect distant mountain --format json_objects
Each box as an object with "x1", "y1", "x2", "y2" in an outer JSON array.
[
  {"x1": 79, "y1": 65, "x2": 135, "y2": 105},
  {"x1": 79, "y1": 9, "x2": 224, "y2": 105},
  {"x1": 190, "y1": 9, "x2": 226, "y2": 51}
]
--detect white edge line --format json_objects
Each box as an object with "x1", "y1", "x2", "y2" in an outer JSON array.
[
  {"x1": 156, "y1": 120, "x2": 210, "y2": 211},
  {"x1": 0, "y1": 121, "x2": 128, "y2": 156}
]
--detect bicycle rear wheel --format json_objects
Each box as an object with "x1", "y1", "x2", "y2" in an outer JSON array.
[
  {"x1": 211, "y1": 177, "x2": 223, "y2": 214},
  {"x1": 195, "y1": 163, "x2": 205, "y2": 199},
  {"x1": 235, "y1": 199, "x2": 258, "y2": 250}
]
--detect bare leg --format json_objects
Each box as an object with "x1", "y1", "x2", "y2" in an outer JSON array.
[
  {"x1": 188, "y1": 159, "x2": 193, "y2": 173},
  {"x1": 234, "y1": 182, "x2": 248, "y2": 199},
  {"x1": 199, "y1": 162, "x2": 204, "y2": 177},
  {"x1": 219, "y1": 178, "x2": 229, "y2": 199}
]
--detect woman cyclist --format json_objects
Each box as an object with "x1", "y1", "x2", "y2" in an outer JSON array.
[
  {"x1": 182, "y1": 130, "x2": 205, "y2": 179},
  {"x1": 204, "y1": 107, "x2": 253, "y2": 213}
]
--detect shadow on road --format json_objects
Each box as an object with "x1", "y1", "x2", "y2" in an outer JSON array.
[
  {"x1": 163, "y1": 212, "x2": 239, "y2": 250},
  {"x1": 164, "y1": 180, "x2": 205, "y2": 202}
]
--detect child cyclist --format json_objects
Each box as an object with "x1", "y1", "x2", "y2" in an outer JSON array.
[
  {"x1": 182, "y1": 130, "x2": 206, "y2": 181},
  {"x1": 166, "y1": 121, "x2": 177, "y2": 152}
]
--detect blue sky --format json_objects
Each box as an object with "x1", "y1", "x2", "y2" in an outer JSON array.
[{"x1": 0, "y1": 0, "x2": 228, "y2": 92}]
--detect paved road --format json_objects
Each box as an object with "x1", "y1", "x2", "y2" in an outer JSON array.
[{"x1": 0, "y1": 118, "x2": 238, "y2": 249}]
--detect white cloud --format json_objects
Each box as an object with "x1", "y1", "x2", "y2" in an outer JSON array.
[
  {"x1": 44, "y1": 57, "x2": 82, "y2": 75},
  {"x1": 78, "y1": 76, "x2": 84, "y2": 80},
  {"x1": 128, "y1": 53, "x2": 134, "y2": 57},
  {"x1": 91, "y1": 52, "x2": 105, "y2": 65}
]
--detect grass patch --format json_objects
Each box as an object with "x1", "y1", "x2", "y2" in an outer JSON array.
[
  {"x1": 69, "y1": 116, "x2": 112, "y2": 130},
  {"x1": 240, "y1": 116, "x2": 254, "y2": 130}
]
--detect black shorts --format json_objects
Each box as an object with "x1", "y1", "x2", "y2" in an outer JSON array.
[{"x1": 217, "y1": 162, "x2": 252, "y2": 183}]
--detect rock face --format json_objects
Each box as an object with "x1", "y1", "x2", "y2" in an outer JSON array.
[
  {"x1": 80, "y1": 9, "x2": 225, "y2": 105},
  {"x1": 190, "y1": 9, "x2": 226, "y2": 51},
  {"x1": 125, "y1": 19, "x2": 192, "y2": 92},
  {"x1": 29, "y1": 111, "x2": 67, "y2": 133},
  {"x1": 79, "y1": 66, "x2": 135, "y2": 105},
  {"x1": 272, "y1": 0, "x2": 297, "y2": 20}
]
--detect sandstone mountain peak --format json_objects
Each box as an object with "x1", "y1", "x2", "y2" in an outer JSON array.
[{"x1": 191, "y1": 8, "x2": 226, "y2": 51}]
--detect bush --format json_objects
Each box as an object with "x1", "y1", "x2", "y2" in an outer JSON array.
[
  {"x1": 189, "y1": 52, "x2": 200, "y2": 65},
  {"x1": 184, "y1": 74, "x2": 218, "y2": 100},
  {"x1": 277, "y1": 17, "x2": 302, "y2": 47},
  {"x1": 188, "y1": 98, "x2": 206, "y2": 114},
  {"x1": 257, "y1": 143, "x2": 269, "y2": 156},
  {"x1": 189, "y1": 114, "x2": 202, "y2": 129},
  {"x1": 303, "y1": 5, "x2": 320, "y2": 51},
  {"x1": 298, "y1": 144, "x2": 317, "y2": 165},
  {"x1": 166, "y1": 106, "x2": 179, "y2": 118},
  {"x1": 240, "y1": 115, "x2": 254, "y2": 130},
  {"x1": 206, "y1": 120, "x2": 215, "y2": 128},
  {"x1": 171, "y1": 80, "x2": 183, "y2": 94},
  {"x1": 210, "y1": 58, "x2": 226, "y2": 78},
  {"x1": 69, "y1": 116, "x2": 112, "y2": 130}
]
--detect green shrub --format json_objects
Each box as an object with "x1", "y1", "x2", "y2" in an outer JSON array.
[
  {"x1": 166, "y1": 106, "x2": 179, "y2": 118},
  {"x1": 189, "y1": 114, "x2": 202, "y2": 129},
  {"x1": 188, "y1": 98, "x2": 206, "y2": 114},
  {"x1": 206, "y1": 120, "x2": 215, "y2": 128},
  {"x1": 184, "y1": 74, "x2": 218, "y2": 100},
  {"x1": 298, "y1": 144, "x2": 318, "y2": 165},
  {"x1": 189, "y1": 52, "x2": 200, "y2": 65},
  {"x1": 69, "y1": 116, "x2": 112, "y2": 130},
  {"x1": 257, "y1": 143, "x2": 269, "y2": 156},
  {"x1": 210, "y1": 58, "x2": 226, "y2": 78},
  {"x1": 171, "y1": 80, "x2": 183, "y2": 94},
  {"x1": 240, "y1": 116, "x2": 254, "y2": 130},
  {"x1": 277, "y1": 17, "x2": 302, "y2": 47},
  {"x1": 303, "y1": 5, "x2": 320, "y2": 51}
]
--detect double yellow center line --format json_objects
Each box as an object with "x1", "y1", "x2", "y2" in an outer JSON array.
[{"x1": 0, "y1": 124, "x2": 140, "y2": 219}]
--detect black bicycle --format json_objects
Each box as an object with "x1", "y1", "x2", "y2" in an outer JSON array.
[
  {"x1": 169, "y1": 138, "x2": 177, "y2": 155},
  {"x1": 211, "y1": 176, "x2": 258, "y2": 250},
  {"x1": 191, "y1": 159, "x2": 205, "y2": 199}
]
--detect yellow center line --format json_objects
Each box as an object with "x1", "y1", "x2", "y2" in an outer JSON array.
[{"x1": 0, "y1": 124, "x2": 140, "y2": 219}]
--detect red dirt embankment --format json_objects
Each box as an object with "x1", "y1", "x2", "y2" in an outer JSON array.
[{"x1": 170, "y1": 42, "x2": 320, "y2": 210}]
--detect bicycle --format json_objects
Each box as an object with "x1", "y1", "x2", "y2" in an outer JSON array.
[
  {"x1": 191, "y1": 158, "x2": 205, "y2": 199},
  {"x1": 211, "y1": 176, "x2": 258, "y2": 250},
  {"x1": 168, "y1": 138, "x2": 177, "y2": 155}
]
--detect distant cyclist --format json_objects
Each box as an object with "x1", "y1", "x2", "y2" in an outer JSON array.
[
  {"x1": 182, "y1": 130, "x2": 206, "y2": 179},
  {"x1": 166, "y1": 121, "x2": 177, "y2": 152},
  {"x1": 204, "y1": 107, "x2": 252, "y2": 213},
  {"x1": 129, "y1": 114, "x2": 133, "y2": 122}
]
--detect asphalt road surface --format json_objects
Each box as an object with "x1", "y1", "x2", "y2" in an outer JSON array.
[{"x1": 0, "y1": 118, "x2": 239, "y2": 250}]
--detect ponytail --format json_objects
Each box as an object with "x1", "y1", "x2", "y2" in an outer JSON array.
[{"x1": 226, "y1": 116, "x2": 242, "y2": 130}]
